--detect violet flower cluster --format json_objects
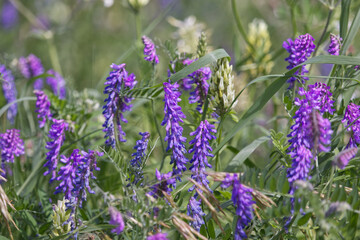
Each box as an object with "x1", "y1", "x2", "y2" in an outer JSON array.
[
  {"x1": 148, "y1": 169, "x2": 176, "y2": 199},
  {"x1": 44, "y1": 119, "x2": 69, "y2": 182},
  {"x1": 109, "y1": 207, "x2": 125, "y2": 235},
  {"x1": 287, "y1": 83, "x2": 334, "y2": 193},
  {"x1": 0, "y1": 64, "x2": 17, "y2": 124},
  {"x1": 187, "y1": 120, "x2": 216, "y2": 230},
  {"x1": 142, "y1": 36, "x2": 159, "y2": 64},
  {"x1": 129, "y1": 132, "x2": 150, "y2": 185},
  {"x1": 102, "y1": 63, "x2": 137, "y2": 148},
  {"x1": 0, "y1": 129, "x2": 24, "y2": 165},
  {"x1": 162, "y1": 81, "x2": 188, "y2": 177},
  {"x1": 18, "y1": 54, "x2": 45, "y2": 90},
  {"x1": 147, "y1": 233, "x2": 169, "y2": 240},
  {"x1": 328, "y1": 34, "x2": 342, "y2": 56},
  {"x1": 1, "y1": 0, "x2": 18, "y2": 29},
  {"x1": 283, "y1": 33, "x2": 315, "y2": 87},
  {"x1": 34, "y1": 90, "x2": 52, "y2": 128},
  {"x1": 221, "y1": 174, "x2": 255, "y2": 240},
  {"x1": 182, "y1": 58, "x2": 211, "y2": 112},
  {"x1": 342, "y1": 103, "x2": 360, "y2": 148},
  {"x1": 46, "y1": 69, "x2": 66, "y2": 99},
  {"x1": 334, "y1": 147, "x2": 358, "y2": 169},
  {"x1": 55, "y1": 149, "x2": 102, "y2": 207}
]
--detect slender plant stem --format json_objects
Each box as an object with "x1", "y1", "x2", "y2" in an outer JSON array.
[
  {"x1": 135, "y1": 12, "x2": 142, "y2": 41},
  {"x1": 313, "y1": 9, "x2": 334, "y2": 58},
  {"x1": 151, "y1": 99, "x2": 165, "y2": 154},
  {"x1": 47, "y1": 37, "x2": 63, "y2": 76},
  {"x1": 9, "y1": 0, "x2": 47, "y2": 30},
  {"x1": 290, "y1": 5, "x2": 297, "y2": 38}
]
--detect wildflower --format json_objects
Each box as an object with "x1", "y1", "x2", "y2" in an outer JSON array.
[
  {"x1": 34, "y1": 90, "x2": 52, "y2": 128},
  {"x1": 283, "y1": 33, "x2": 315, "y2": 88},
  {"x1": 142, "y1": 36, "x2": 159, "y2": 64},
  {"x1": 18, "y1": 54, "x2": 45, "y2": 90},
  {"x1": 46, "y1": 69, "x2": 66, "y2": 99},
  {"x1": 188, "y1": 120, "x2": 216, "y2": 193},
  {"x1": 287, "y1": 83, "x2": 334, "y2": 192},
  {"x1": 44, "y1": 119, "x2": 69, "y2": 182},
  {"x1": 0, "y1": 129, "x2": 25, "y2": 164},
  {"x1": 343, "y1": 103, "x2": 360, "y2": 146},
  {"x1": 0, "y1": 64, "x2": 17, "y2": 124},
  {"x1": 129, "y1": 132, "x2": 150, "y2": 185},
  {"x1": 147, "y1": 233, "x2": 169, "y2": 240},
  {"x1": 221, "y1": 174, "x2": 254, "y2": 240},
  {"x1": 109, "y1": 207, "x2": 125, "y2": 235},
  {"x1": 196, "y1": 32, "x2": 208, "y2": 58},
  {"x1": 128, "y1": 0, "x2": 149, "y2": 11},
  {"x1": 328, "y1": 34, "x2": 342, "y2": 56},
  {"x1": 162, "y1": 81, "x2": 188, "y2": 177},
  {"x1": 187, "y1": 197, "x2": 205, "y2": 231},
  {"x1": 333, "y1": 147, "x2": 357, "y2": 169},
  {"x1": 210, "y1": 58, "x2": 237, "y2": 116},
  {"x1": 102, "y1": 63, "x2": 137, "y2": 148},
  {"x1": 1, "y1": 0, "x2": 18, "y2": 29},
  {"x1": 51, "y1": 198, "x2": 72, "y2": 237},
  {"x1": 148, "y1": 169, "x2": 176, "y2": 198}
]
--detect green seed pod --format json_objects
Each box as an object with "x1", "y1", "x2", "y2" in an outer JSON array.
[
  {"x1": 196, "y1": 32, "x2": 207, "y2": 58},
  {"x1": 51, "y1": 199, "x2": 72, "y2": 237}
]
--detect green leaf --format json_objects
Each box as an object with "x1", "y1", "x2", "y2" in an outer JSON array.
[
  {"x1": 39, "y1": 222, "x2": 52, "y2": 234},
  {"x1": 200, "y1": 225, "x2": 208, "y2": 238},
  {"x1": 0, "y1": 236, "x2": 10, "y2": 240},
  {"x1": 0, "y1": 97, "x2": 36, "y2": 118},
  {"x1": 170, "y1": 49, "x2": 230, "y2": 83},
  {"x1": 297, "y1": 212, "x2": 312, "y2": 226},
  {"x1": 208, "y1": 219, "x2": 216, "y2": 239},
  {"x1": 340, "y1": 0, "x2": 351, "y2": 39},
  {"x1": 224, "y1": 136, "x2": 270, "y2": 170},
  {"x1": 341, "y1": 7, "x2": 360, "y2": 54},
  {"x1": 303, "y1": 55, "x2": 360, "y2": 66}
]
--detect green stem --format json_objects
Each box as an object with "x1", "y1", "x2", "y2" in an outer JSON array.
[
  {"x1": 290, "y1": 4, "x2": 297, "y2": 38},
  {"x1": 47, "y1": 37, "x2": 63, "y2": 76},
  {"x1": 313, "y1": 9, "x2": 334, "y2": 58},
  {"x1": 135, "y1": 11, "x2": 142, "y2": 41},
  {"x1": 9, "y1": 0, "x2": 47, "y2": 30}
]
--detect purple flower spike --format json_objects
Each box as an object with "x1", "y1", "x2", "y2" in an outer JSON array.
[
  {"x1": 221, "y1": 174, "x2": 255, "y2": 240},
  {"x1": 142, "y1": 36, "x2": 159, "y2": 64},
  {"x1": 55, "y1": 149, "x2": 82, "y2": 199},
  {"x1": 283, "y1": 33, "x2": 315, "y2": 88},
  {"x1": 188, "y1": 120, "x2": 216, "y2": 193},
  {"x1": 34, "y1": 90, "x2": 52, "y2": 128},
  {"x1": 46, "y1": 69, "x2": 66, "y2": 99},
  {"x1": 304, "y1": 82, "x2": 335, "y2": 114},
  {"x1": 187, "y1": 197, "x2": 205, "y2": 231},
  {"x1": 102, "y1": 63, "x2": 137, "y2": 148},
  {"x1": 44, "y1": 119, "x2": 69, "y2": 182},
  {"x1": 343, "y1": 103, "x2": 360, "y2": 146},
  {"x1": 162, "y1": 81, "x2": 188, "y2": 178},
  {"x1": 1, "y1": 0, "x2": 18, "y2": 29},
  {"x1": 129, "y1": 132, "x2": 150, "y2": 185},
  {"x1": 334, "y1": 147, "x2": 357, "y2": 169},
  {"x1": 147, "y1": 233, "x2": 169, "y2": 240},
  {"x1": 148, "y1": 169, "x2": 176, "y2": 199},
  {"x1": 328, "y1": 34, "x2": 342, "y2": 56},
  {"x1": 18, "y1": 54, "x2": 45, "y2": 90},
  {"x1": 0, "y1": 65, "x2": 17, "y2": 124},
  {"x1": 0, "y1": 129, "x2": 24, "y2": 163},
  {"x1": 109, "y1": 207, "x2": 125, "y2": 235}
]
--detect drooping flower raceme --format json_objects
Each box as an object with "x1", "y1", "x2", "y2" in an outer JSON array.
[
  {"x1": 287, "y1": 83, "x2": 334, "y2": 193},
  {"x1": 187, "y1": 197, "x2": 205, "y2": 231},
  {"x1": 129, "y1": 132, "x2": 150, "y2": 185},
  {"x1": 333, "y1": 147, "x2": 358, "y2": 169},
  {"x1": 0, "y1": 129, "x2": 24, "y2": 164},
  {"x1": 44, "y1": 119, "x2": 69, "y2": 182},
  {"x1": 34, "y1": 90, "x2": 52, "y2": 128},
  {"x1": 18, "y1": 54, "x2": 45, "y2": 90},
  {"x1": 283, "y1": 33, "x2": 315, "y2": 88},
  {"x1": 343, "y1": 103, "x2": 360, "y2": 148},
  {"x1": 102, "y1": 63, "x2": 137, "y2": 148},
  {"x1": 46, "y1": 69, "x2": 66, "y2": 99},
  {"x1": 221, "y1": 174, "x2": 255, "y2": 240},
  {"x1": 109, "y1": 207, "x2": 125, "y2": 235},
  {"x1": 147, "y1": 233, "x2": 169, "y2": 240},
  {"x1": 142, "y1": 36, "x2": 159, "y2": 64},
  {"x1": 328, "y1": 34, "x2": 342, "y2": 56},
  {"x1": 162, "y1": 81, "x2": 188, "y2": 177},
  {"x1": 148, "y1": 169, "x2": 176, "y2": 199},
  {"x1": 0, "y1": 64, "x2": 17, "y2": 124},
  {"x1": 1, "y1": 0, "x2": 18, "y2": 29}
]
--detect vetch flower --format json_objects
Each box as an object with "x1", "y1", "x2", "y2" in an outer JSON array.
[
  {"x1": 0, "y1": 129, "x2": 24, "y2": 164},
  {"x1": 221, "y1": 174, "x2": 254, "y2": 240},
  {"x1": 162, "y1": 81, "x2": 188, "y2": 177},
  {"x1": 0, "y1": 64, "x2": 17, "y2": 124},
  {"x1": 46, "y1": 69, "x2": 66, "y2": 99},
  {"x1": 148, "y1": 169, "x2": 176, "y2": 198},
  {"x1": 328, "y1": 34, "x2": 342, "y2": 56},
  {"x1": 129, "y1": 132, "x2": 150, "y2": 185},
  {"x1": 34, "y1": 90, "x2": 52, "y2": 128},
  {"x1": 1, "y1": 0, "x2": 18, "y2": 29},
  {"x1": 147, "y1": 233, "x2": 169, "y2": 240},
  {"x1": 18, "y1": 54, "x2": 45, "y2": 90},
  {"x1": 342, "y1": 103, "x2": 360, "y2": 146},
  {"x1": 333, "y1": 147, "x2": 357, "y2": 169},
  {"x1": 283, "y1": 33, "x2": 315, "y2": 88},
  {"x1": 44, "y1": 119, "x2": 69, "y2": 182},
  {"x1": 102, "y1": 63, "x2": 137, "y2": 148},
  {"x1": 142, "y1": 36, "x2": 159, "y2": 64},
  {"x1": 187, "y1": 197, "x2": 205, "y2": 231},
  {"x1": 109, "y1": 207, "x2": 125, "y2": 235}
]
